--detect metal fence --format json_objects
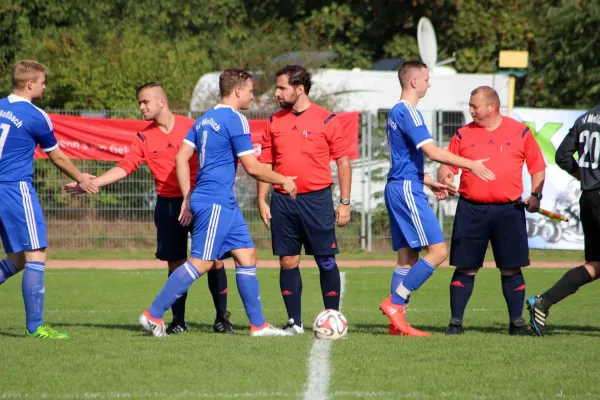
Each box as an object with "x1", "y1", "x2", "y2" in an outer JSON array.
[{"x1": 39, "y1": 108, "x2": 467, "y2": 252}]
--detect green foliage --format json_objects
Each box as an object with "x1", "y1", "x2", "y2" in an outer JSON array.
[{"x1": 0, "y1": 0, "x2": 598, "y2": 110}]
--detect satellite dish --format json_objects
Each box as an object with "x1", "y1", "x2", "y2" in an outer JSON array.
[{"x1": 417, "y1": 17, "x2": 438, "y2": 68}]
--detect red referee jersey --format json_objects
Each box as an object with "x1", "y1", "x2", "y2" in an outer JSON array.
[
  {"x1": 258, "y1": 103, "x2": 348, "y2": 194},
  {"x1": 447, "y1": 116, "x2": 546, "y2": 203},
  {"x1": 118, "y1": 114, "x2": 198, "y2": 197}
]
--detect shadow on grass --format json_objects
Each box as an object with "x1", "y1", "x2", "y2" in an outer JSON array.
[{"x1": 351, "y1": 322, "x2": 600, "y2": 337}]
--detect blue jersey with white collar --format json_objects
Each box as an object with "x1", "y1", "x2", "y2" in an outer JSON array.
[
  {"x1": 184, "y1": 104, "x2": 255, "y2": 208},
  {"x1": 386, "y1": 100, "x2": 433, "y2": 182},
  {"x1": 0, "y1": 94, "x2": 58, "y2": 183}
]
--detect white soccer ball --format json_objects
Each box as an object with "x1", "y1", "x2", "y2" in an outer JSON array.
[{"x1": 312, "y1": 309, "x2": 348, "y2": 340}]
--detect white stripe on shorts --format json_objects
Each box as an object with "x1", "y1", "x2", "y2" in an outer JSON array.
[
  {"x1": 203, "y1": 204, "x2": 222, "y2": 260},
  {"x1": 403, "y1": 180, "x2": 428, "y2": 246},
  {"x1": 19, "y1": 182, "x2": 39, "y2": 249}
]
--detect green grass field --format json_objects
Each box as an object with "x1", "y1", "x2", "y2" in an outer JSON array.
[{"x1": 1, "y1": 267, "x2": 599, "y2": 399}]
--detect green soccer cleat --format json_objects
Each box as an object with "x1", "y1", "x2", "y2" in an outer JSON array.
[{"x1": 26, "y1": 324, "x2": 70, "y2": 339}]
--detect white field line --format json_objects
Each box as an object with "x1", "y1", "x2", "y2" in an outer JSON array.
[{"x1": 303, "y1": 271, "x2": 346, "y2": 400}]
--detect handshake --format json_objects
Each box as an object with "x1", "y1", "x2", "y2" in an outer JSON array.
[{"x1": 63, "y1": 173, "x2": 100, "y2": 195}]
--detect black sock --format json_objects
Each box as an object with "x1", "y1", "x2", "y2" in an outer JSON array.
[
  {"x1": 280, "y1": 267, "x2": 302, "y2": 326},
  {"x1": 449, "y1": 271, "x2": 475, "y2": 320},
  {"x1": 319, "y1": 264, "x2": 341, "y2": 310},
  {"x1": 501, "y1": 272, "x2": 526, "y2": 321},
  {"x1": 541, "y1": 265, "x2": 592, "y2": 309},
  {"x1": 207, "y1": 267, "x2": 228, "y2": 319},
  {"x1": 169, "y1": 270, "x2": 187, "y2": 325}
]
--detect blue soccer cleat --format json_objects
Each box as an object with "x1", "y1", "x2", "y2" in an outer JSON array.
[{"x1": 526, "y1": 296, "x2": 549, "y2": 337}]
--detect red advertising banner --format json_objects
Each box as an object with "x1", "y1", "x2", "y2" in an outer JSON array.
[{"x1": 34, "y1": 112, "x2": 360, "y2": 161}]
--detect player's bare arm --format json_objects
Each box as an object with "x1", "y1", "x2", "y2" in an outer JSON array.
[
  {"x1": 423, "y1": 175, "x2": 451, "y2": 200},
  {"x1": 240, "y1": 155, "x2": 297, "y2": 199},
  {"x1": 175, "y1": 142, "x2": 194, "y2": 227},
  {"x1": 335, "y1": 155, "x2": 352, "y2": 227},
  {"x1": 64, "y1": 166, "x2": 127, "y2": 194},
  {"x1": 47, "y1": 147, "x2": 98, "y2": 194},
  {"x1": 257, "y1": 163, "x2": 274, "y2": 230},
  {"x1": 420, "y1": 142, "x2": 495, "y2": 182}
]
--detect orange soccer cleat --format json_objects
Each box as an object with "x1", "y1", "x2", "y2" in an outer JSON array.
[{"x1": 379, "y1": 296, "x2": 431, "y2": 337}]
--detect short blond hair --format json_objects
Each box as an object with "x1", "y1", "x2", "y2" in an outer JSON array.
[
  {"x1": 12, "y1": 60, "x2": 48, "y2": 90},
  {"x1": 471, "y1": 86, "x2": 501, "y2": 109}
]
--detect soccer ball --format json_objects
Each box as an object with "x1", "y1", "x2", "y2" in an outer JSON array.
[{"x1": 312, "y1": 309, "x2": 348, "y2": 340}]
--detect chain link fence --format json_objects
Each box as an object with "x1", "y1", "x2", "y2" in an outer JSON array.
[{"x1": 38, "y1": 108, "x2": 464, "y2": 252}]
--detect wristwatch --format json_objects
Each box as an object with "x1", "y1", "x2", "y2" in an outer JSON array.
[
  {"x1": 531, "y1": 192, "x2": 543, "y2": 200},
  {"x1": 340, "y1": 198, "x2": 351, "y2": 206}
]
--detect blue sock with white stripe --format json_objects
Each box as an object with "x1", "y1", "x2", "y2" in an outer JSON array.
[
  {"x1": 0, "y1": 259, "x2": 19, "y2": 284},
  {"x1": 391, "y1": 267, "x2": 410, "y2": 305},
  {"x1": 22, "y1": 262, "x2": 45, "y2": 333},
  {"x1": 149, "y1": 261, "x2": 201, "y2": 320},
  {"x1": 392, "y1": 258, "x2": 436, "y2": 306},
  {"x1": 236, "y1": 266, "x2": 266, "y2": 327}
]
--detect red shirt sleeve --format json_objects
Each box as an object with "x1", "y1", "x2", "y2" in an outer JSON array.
[
  {"x1": 258, "y1": 117, "x2": 274, "y2": 164},
  {"x1": 117, "y1": 134, "x2": 146, "y2": 175},
  {"x1": 446, "y1": 133, "x2": 461, "y2": 175},
  {"x1": 326, "y1": 115, "x2": 349, "y2": 160},
  {"x1": 523, "y1": 128, "x2": 546, "y2": 175}
]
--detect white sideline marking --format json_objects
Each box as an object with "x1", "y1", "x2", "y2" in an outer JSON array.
[{"x1": 303, "y1": 271, "x2": 346, "y2": 400}]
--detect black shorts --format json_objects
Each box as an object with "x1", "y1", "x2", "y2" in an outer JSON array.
[
  {"x1": 154, "y1": 196, "x2": 190, "y2": 261},
  {"x1": 580, "y1": 191, "x2": 600, "y2": 262},
  {"x1": 450, "y1": 197, "x2": 529, "y2": 269},
  {"x1": 270, "y1": 186, "x2": 339, "y2": 256}
]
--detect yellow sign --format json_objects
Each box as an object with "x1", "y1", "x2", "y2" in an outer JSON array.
[{"x1": 499, "y1": 50, "x2": 529, "y2": 68}]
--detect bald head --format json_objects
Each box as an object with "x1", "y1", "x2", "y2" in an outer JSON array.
[{"x1": 471, "y1": 86, "x2": 500, "y2": 110}]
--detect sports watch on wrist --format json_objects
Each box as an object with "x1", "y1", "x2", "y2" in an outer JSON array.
[
  {"x1": 340, "y1": 198, "x2": 351, "y2": 206},
  {"x1": 531, "y1": 192, "x2": 543, "y2": 200}
]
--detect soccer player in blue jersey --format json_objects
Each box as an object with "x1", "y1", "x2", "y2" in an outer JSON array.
[
  {"x1": 0, "y1": 60, "x2": 97, "y2": 338},
  {"x1": 379, "y1": 61, "x2": 496, "y2": 336},
  {"x1": 139, "y1": 69, "x2": 297, "y2": 337}
]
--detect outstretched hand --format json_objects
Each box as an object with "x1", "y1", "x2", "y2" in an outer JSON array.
[{"x1": 470, "y1": 158, "x2": 495, "y2": 182}]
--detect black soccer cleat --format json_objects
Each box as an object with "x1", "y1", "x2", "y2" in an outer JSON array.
[
  {"x1": 213, "y1": 311, "x2": 236, "y2": 334},
  {"x1": 526, "y1": 295, "x2": 549, "y2": 337},
  {"x1": 444, "y1": 318, "x2": 465, "y2": 335},
  {"x1": 509, "y1": 317, "x2": 533, "y2": 336},
  {"x1": 165, "y1": 321, "x2": 189, "y2": 335}
]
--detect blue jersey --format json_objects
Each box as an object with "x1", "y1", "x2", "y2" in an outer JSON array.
[
  {"x1": 0, "y1": 95, "x2": 58, "y2": 183},
  {"x1": 184, "y1": 105, "x2": 255, "y2": 208},
  {"x1": 386, "y1": 100, "x2": 433, "y2": 182}
]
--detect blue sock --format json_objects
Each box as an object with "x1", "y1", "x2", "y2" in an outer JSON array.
[
  {"x1": 0, "y1": 258, "x2": 18, "y2": 285},
  {"x1": 149, "y1": 261, "x2": 200, "y2": 319},
  {"x1": 168, "y1": 269, "x2": 188, "y2": 325},
  {"x1": 392, "y1": 258, "x2": 436, "y2": 305},
  {"x1": 449, "y1": 271, "x2": 475, "y2": 320},
  {"x1": 315, "y1": 256, "x2": 341, "y2": 311},
  {"x1": 22, "y1": 262, "x2": 45, "y2": 333},
  {"x1": 501, "y1": 272, "x2": 526, "y2": 321},
  {"x1": 280, "y1": 267, "x2": 302, "y2": 326},
  {"x1": 390, "y1": 267, "x2": 410, "y2": 305},
  {"x1": 236, "y1": 266, "x2": 266, "y2": 327}
]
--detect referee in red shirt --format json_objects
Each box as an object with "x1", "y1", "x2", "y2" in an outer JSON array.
[
  {"x1": 437, "y1": 86, "x2": 546, "y2": 336},
  {"x1": 65, "y1": 83, "x2": 233, "y2": 334},
  {"x1": 257, "y1": 65, "x2": 351, "y2": 335}
]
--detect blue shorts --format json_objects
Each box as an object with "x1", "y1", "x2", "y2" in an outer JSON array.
[
  {"x1": 270, "y1": 186, "x2": 339, "y2": 256},
  {"x1": 154, "y1": 196, "x2": 191, "y2": 261},
  {"x1": 384, "y1": 180, "x2": 444, "y2": 251},
  {"x1": 0, "y1": 182, "x2": 48, "y2": 253},
  {"x1": 189, "y1": 201, "x2": 254, "y2": 260},
  {"x1": 450, "y1": 197, "x2": 529, "y2": 269}
]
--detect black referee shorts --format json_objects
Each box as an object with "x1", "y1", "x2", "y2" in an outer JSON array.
[
  {"x1": 270, "y1": 186, "x2": 339, "y2": 256},
  {"x1": 450, "y1": 197, "x2": 530, "y2": 269},
  {"x1": 154, "y1": 195, "x2": 190, "y2": 262},
  {"x1": 580, "y1": 191, "x2": 600, "y2": 262}
]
